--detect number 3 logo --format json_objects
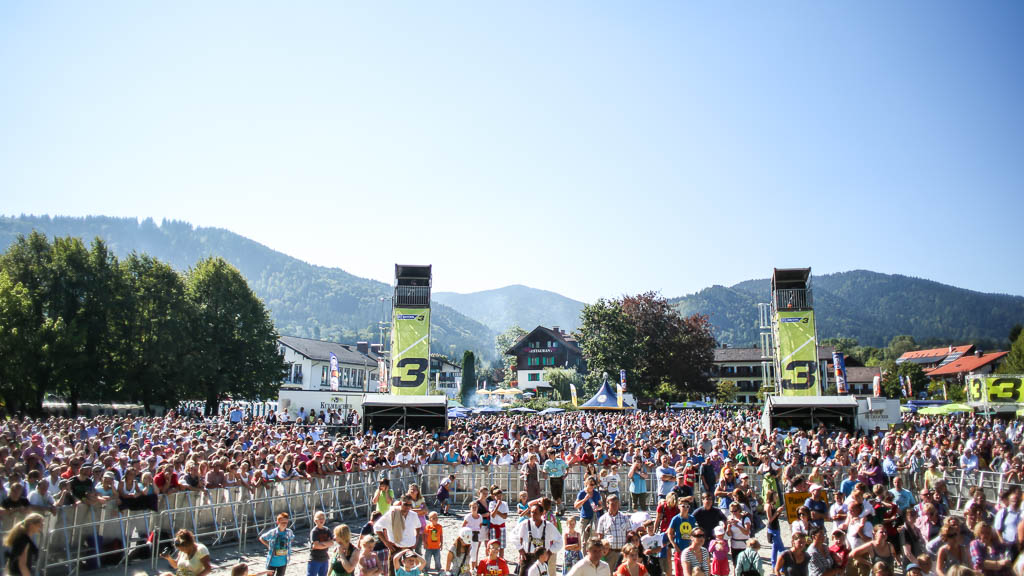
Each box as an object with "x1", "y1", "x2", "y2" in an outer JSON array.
[
  {"x1": 990, "y1": 378, "x2": 1023, "y2": 403},
  {"x1": 395, "y1": 358, "x2": 428, "y2": 387}
]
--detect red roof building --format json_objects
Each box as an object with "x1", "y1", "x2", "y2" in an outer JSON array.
[
  {"x1": 926, "y1": 350, "x2": 1008, "y2": 378},
  {"x1": 896, "y1": 345, "x2": 974, "y2": 370}
]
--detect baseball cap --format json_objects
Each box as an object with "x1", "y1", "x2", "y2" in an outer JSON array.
[
  {"x1": 809, "y1": 484, "x2": 823, "y2": 491},
  {"x1": 714, "y1": 526, "x2": 725, "y2": 536},
  {"x1": 459, "y1": 527, "x2": 473, "y2": 542}
]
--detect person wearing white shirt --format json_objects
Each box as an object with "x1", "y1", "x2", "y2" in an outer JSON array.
[
  {"x1": 375, "y1": 497, "x2": 420, "y2": 553},
  {"x1": 497, "y1": 451, "x2": 514, "y2": 467},
  {"x1": 489, "y1": 490, "x2": 510, "y2": 548},
  {"x1": 565, "y1": 537, "x2": 609, "y2": 576},
  {"x1": 517, "y1": 504, "x2": 563, "y2": 570}
]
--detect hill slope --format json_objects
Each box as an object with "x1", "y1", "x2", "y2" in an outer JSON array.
[
  {"x1": 0, "y1": 215, "x2": 496, "y2": 360},
  {"x1": 671, "y1": 270, "x2": 1024, "y2": 348},
  {"x1": 434, "y1": 285, "x2": 586, "y2": 333}
]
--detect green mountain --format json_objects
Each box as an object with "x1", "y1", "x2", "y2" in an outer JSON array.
[
  {"x1": 0, "y1": 215, "x2": 496, "y2": 360},
  {"x1": 434, "y1": 285, "x2": 586, "y2": 334},
  {"x1": 670, "y1": 270, "x2": 1024, "y2": 348}
]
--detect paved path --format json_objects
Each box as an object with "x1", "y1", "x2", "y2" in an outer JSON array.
[{"x1": 88, "y1": 505, "x2": 794, "y2": 576}]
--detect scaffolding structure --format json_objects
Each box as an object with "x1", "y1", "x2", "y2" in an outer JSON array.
[{"x1": 758, "y1": 268, "x2": 828, "y2": 397}]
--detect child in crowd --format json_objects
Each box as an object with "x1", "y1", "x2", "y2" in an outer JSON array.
[
  {"x1": 394, "y1": 550, "x2": 426, "y2": 576},
  {"x1": 445, "y1": 527, "x2": 475, "y2": 576},
  {"x1": 708, "y1": 527, "x2": 730, "y2": 576},
  {"x1": 259, "y1": 513, "x2": 295, "y2": 576},
  {"x1": 639, "y1": 520, "x2": 664, "y2": 576},
  {"x1": 563, "y1": 516, "x2": 583, "y2": 576},
  {"x1": 517, "y1": 492, "x2": 531, "y2": 523},
  {"x1": 527, "y1": 548, "x2": 551, "y2": 576},
  {"x1": 437, "y1": 475, "x2": 455, "y2": 515},
  {"x1": 309, "y1": 511, "x2": 333, "y2": 576},
  {"x1": 424, "y1": 512, "x2": 444, "y2": 575},
  {"x1": 476, "y1": 539, "x2": 510, "y2": 576},
  {"x1": 614, "y1": 544, "x2": 647, "y2": 576},
  {"x1": 463, "y1": 501, "x2": 485, "y2": 564},
  {"x1": 357, "y1": 535, "x2": 383, "y2": 576}
]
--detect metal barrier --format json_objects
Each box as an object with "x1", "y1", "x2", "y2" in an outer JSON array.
[{"x1": 29, "y1": 461, "x2": 985, "y2": 576}]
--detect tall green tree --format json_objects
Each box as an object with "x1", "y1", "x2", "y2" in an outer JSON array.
[
  {"x1": 879, "y1": 360, "x2": 928, "y2": 399},
  {"x1": 0, "y1": 232, "x2": 58, "y2": 413},
  {"x1": 494, "y1": 324, "x2": 528, "y2": 387},
  {"x1": 460, "y1": 351, "x2": 476, "y2": 404},
  {"x1": 0, "y1": 270, "x2": 35, "y2": 411},
  {"x1": 575, "y1": 299, "x2": 641, "y2": 395},
  {"x1": 577, "y1": 293, "x2": 716, "y2": 400},
  {"x1": 542, "y1": 366, "x2": 582, "y2": 402},
  {"x1": 185, "y1": 257, "x2": 286, "y2": 415},
  {"x1": 1009, "y1": 324, "x2": 1023, "y2": 346},
  {"x1": 118, "y1": 253, "x2": 192, "y2": 411},
  {"x1": 999, "y1": 332, "x2": 1024, "y2": 374}
]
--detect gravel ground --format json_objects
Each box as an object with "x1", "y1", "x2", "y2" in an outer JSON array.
[{"x1": 89, "y1": 503, "x2": 795, "y2": 576}]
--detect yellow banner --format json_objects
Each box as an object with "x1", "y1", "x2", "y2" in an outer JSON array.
[
  {"x1": 966, "y1": 375, "x2": 1024, "y2": 404},
  {"x1": 784, "y1": 491, "x2": 831, "y2": 522},
  {"x1": 777, "y1": 310, "x2": 821, "y2": 396}
]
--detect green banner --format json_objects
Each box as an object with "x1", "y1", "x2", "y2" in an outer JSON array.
[
  {"x1": 966, "y1": 375, "x2": 1024, "y2": 404},
  {"x1": 390, "y1": 307, "x2": 430, "y2": 395},
  {"x1": 776, "y1": 310, "x2": 821, "y2": 396}
]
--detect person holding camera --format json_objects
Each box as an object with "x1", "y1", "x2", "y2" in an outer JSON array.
[{"x1": 160, "y1": 529, "x2": 211, "y2": 576}]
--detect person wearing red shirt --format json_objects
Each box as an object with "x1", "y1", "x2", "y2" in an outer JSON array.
[
  {"x1": 476, "y1": 540, "x2": 509, "y2": 576},
  {"x1": 154, "y1": 464, "x2": 180, "y2": 493}
]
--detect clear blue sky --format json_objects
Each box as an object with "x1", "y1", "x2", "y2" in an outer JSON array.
[{"x1": 2, "y1": 2, "x2": 1022, "y2": 302}]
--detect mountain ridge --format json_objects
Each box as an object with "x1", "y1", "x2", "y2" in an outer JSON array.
[
  {"x1": 0, "y1": 215, "x2": 497, "y2": 360},
  {"x1": 2, "y1": 215, "x2": 1021, "y2": 354}
]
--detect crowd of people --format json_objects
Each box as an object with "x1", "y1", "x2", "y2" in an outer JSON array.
[{"x1": 2, "y1": 405, "x2": 1024, "y2": 576}]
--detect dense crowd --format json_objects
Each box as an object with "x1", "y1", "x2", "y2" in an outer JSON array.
[{"x1": 2, "y1": 405, "x2": 1024, "y2": 576}]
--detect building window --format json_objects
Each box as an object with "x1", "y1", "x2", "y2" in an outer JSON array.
[
  {"x1": 528, "y1": 373, "x2": 540, "y2": 381},
  {"x1": 321, "y1": 366, "x2": 328, "y2": 386}
]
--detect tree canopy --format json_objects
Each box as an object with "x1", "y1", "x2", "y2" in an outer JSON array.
[
  {"x1": 576, "y1": 292, "x2": 716, "y2": 400},
  {"x1": 0, "y1": 232, "x2": 285, "y2": 415}
]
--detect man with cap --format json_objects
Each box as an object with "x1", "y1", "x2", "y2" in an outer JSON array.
[{"x1": 805, "y1": 485, "x2": 829, "y2": 529}]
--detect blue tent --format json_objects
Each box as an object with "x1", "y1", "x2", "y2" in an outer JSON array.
[
  {"x1": 579, "y1": 377, "x2": 634, "y2": 410},
  {"x1": 538, "y1": 408, "x2": 565, "y2": 415}
]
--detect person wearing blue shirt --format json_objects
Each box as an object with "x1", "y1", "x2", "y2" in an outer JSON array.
[
  {"x1": 655, "y1": 456, "x2": 676, "y2": 500},
  {"x1": 542, "y1": 450, "x2": 568, "y2": 515},
  {"x1": 882, "y1": 455, "x2": 899, "y2": 479},
  {"x1": 804, "y1": 485, "x2": 828, "y2": 529},
  {"x1": 889, "y1": 476, "x2": 916, "y2": 512},
  {"x1": 839, "y1": 468, "x2": 858, "y2": 498},
  {"x1": 667, "y1": 500, "x2": 696, "y2": 576},
  {"x1": 574, "y1": 477, "x2": 603, "y2": 541}
]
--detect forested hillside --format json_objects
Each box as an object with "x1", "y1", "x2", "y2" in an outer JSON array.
[
  {"x1": 671, "y1": 270, "x2": 1024, "y2": 348},
  {"x1": 0, "y1": 216, "x2": 496, "y2": 360}
]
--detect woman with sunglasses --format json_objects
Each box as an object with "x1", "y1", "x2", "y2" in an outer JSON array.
[
  {"x1": 935, "y1": 523, "x2": 968, "y2": 576},
  {"x1": 681, "y1": 529, "x2": 709, "y2": 576}
]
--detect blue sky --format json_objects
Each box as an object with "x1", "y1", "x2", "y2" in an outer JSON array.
[{"x1": 2, "y1": 2, "x2": 1022, "y2": 302}]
